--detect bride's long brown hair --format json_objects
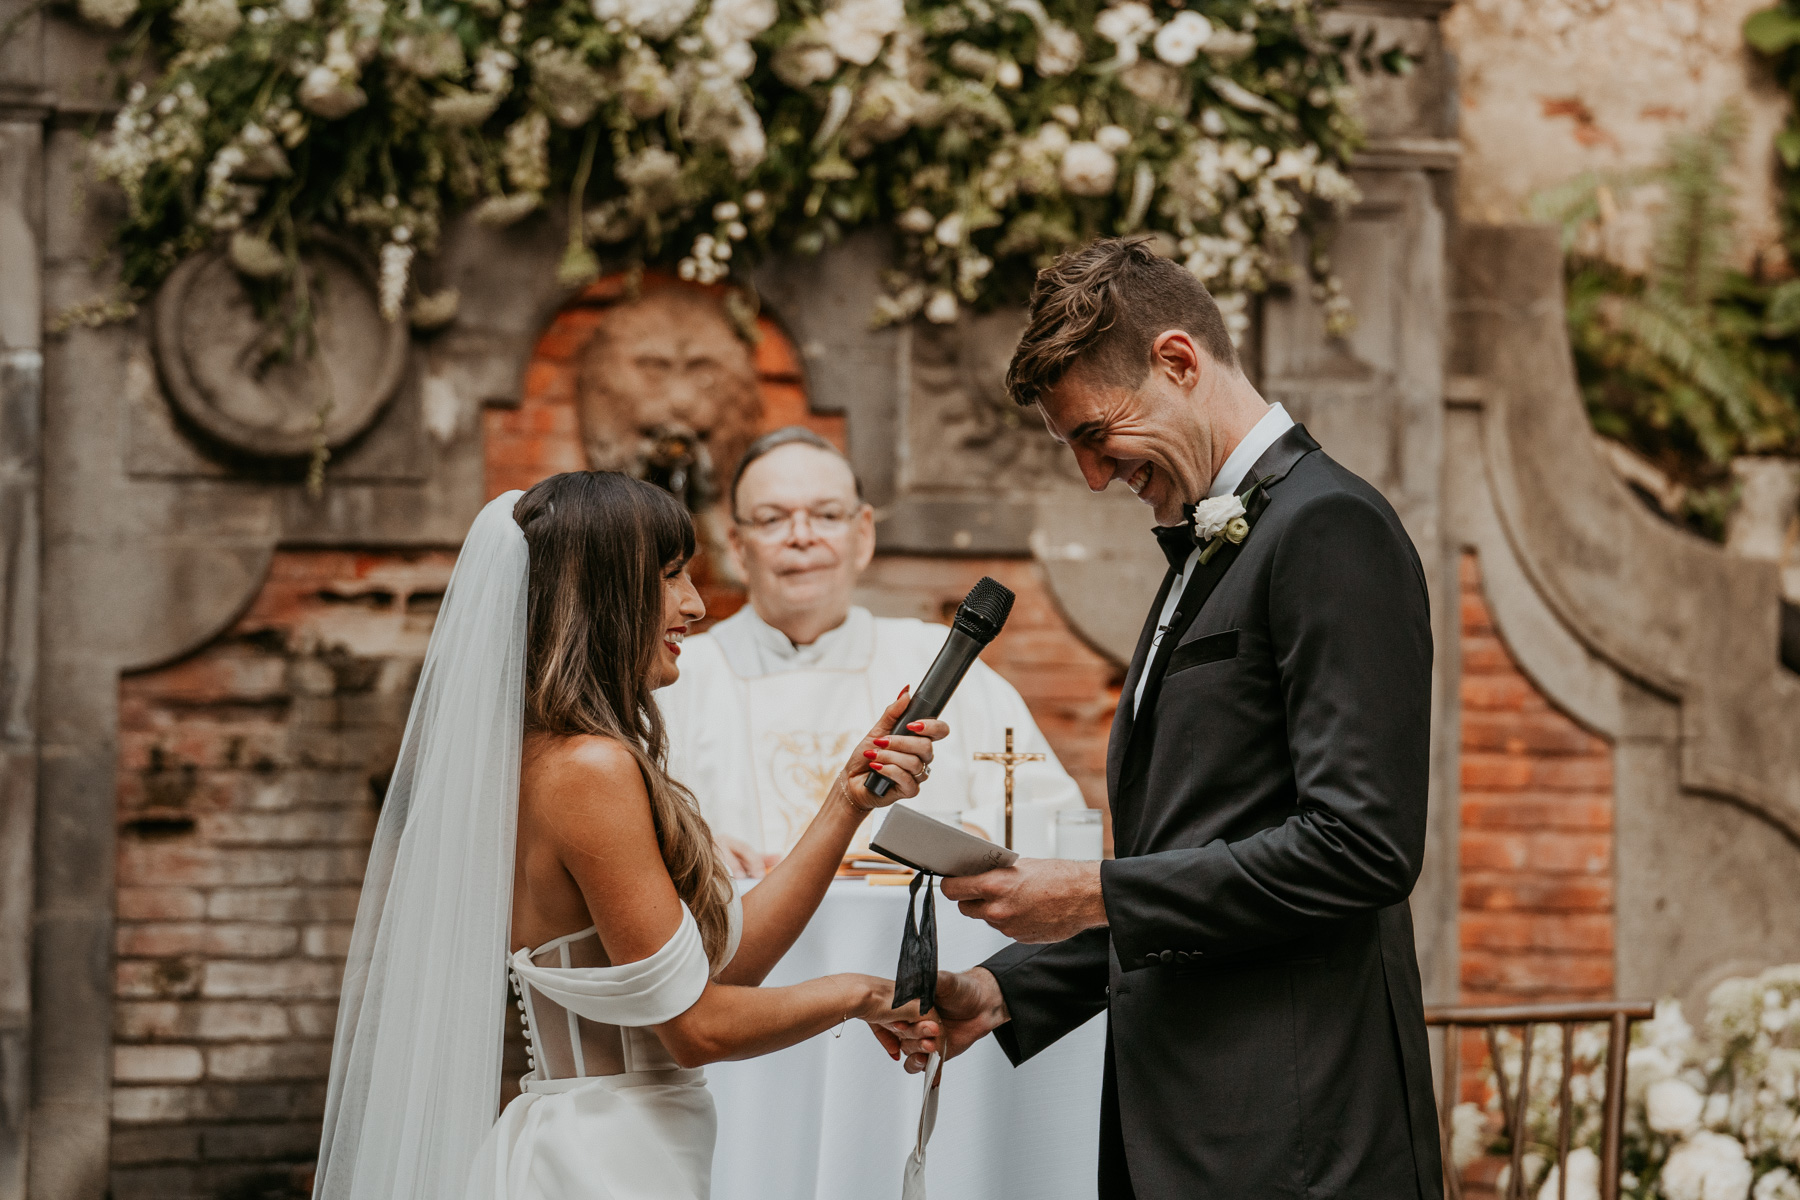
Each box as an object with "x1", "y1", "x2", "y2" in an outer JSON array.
[{"x1": 513, "y1": 471, "x2": 733, "y2": 964}]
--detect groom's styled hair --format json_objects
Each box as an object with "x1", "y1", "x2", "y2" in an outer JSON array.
[{"x1": 1005, "y1": 236, "x2": 1238, "y2": 409}]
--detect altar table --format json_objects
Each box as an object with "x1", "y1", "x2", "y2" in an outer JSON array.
[{"x1": 710, "y1": 879, "x2": 1106, "y2": 1200}]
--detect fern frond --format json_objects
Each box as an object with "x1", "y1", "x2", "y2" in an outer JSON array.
[
  {"x1": 1650, "y1": 104, "x2": 1745, "y2": 309},
  {"x1": 1607, "y1": 290, "x2": 1778, "y2": 450},
  {"x1": 1527, "y1": 167, "x2": 1659, "y2": 250}
]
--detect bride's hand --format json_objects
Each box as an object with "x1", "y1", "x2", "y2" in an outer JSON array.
[
  {"x1": 842, "y1": 688, "x2": 950, "y2": 810},
  {"x1": 840, "y1": 973, "x2": 926, "y2": 1027}
]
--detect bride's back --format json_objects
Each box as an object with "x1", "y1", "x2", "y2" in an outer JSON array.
[{"x1": 508, "y1": 472, "x2": 733, "y2": 968}]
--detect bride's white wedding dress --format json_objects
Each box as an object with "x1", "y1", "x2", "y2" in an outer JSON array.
[{"x1": 466, "y1": 901, "x2": 743, "y2": 1200}]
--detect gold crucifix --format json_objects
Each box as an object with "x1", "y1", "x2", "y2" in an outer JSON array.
[{"x1": 973, "y1": 727, "x2": 1045, "y2": 850}]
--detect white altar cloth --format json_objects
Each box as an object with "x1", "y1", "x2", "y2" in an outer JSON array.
[{"x1": 710, "y1": 880, "x2": 1105, "y2": 1200}]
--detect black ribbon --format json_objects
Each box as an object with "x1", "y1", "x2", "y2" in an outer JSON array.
[{"x1": 892, "y1": 872, "x2": 938, "y2": 1015}]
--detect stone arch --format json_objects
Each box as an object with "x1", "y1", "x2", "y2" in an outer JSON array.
[{"x1": 1446, "y1": 224, "x2": 1800, "y2": 1012}]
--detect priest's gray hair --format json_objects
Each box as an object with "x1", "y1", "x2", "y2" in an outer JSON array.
[{"x1": 729, "y1": 426, "x2": 864, "y2": 516}]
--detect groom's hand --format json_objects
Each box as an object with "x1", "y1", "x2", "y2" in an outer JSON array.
[
  {"x1": 871, "y1": 968, "x2": 1011, "y2": 1075},
  {"x1": 939, "y1": 858, "x2": 1106, "y2": 944}
]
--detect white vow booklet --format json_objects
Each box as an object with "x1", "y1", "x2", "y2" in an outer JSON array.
[{"x1": 870, "y1": 805, "x2": 1019, "y2": 878}]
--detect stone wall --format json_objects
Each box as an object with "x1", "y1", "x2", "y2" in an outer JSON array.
[
  {"x1": 1444, "y1": 0, "x2": 1788, "y2": 270},
  {"x1": 109, "y1": 551, "x2": 450, "y2": 1200}
]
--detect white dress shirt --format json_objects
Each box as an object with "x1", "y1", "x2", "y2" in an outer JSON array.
[{"x1": 1133, "y1": 403, "x2": 1295, "y2": 715}]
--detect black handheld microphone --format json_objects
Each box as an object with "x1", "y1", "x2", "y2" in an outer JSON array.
[{"x1": 866, "y1": 576, "x2": 1016, "y2": 799}]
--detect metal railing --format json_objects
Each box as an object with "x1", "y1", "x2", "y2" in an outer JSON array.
[{"x1": 1425, "y1": 1001, "x2": 1657, "y2": 1200}]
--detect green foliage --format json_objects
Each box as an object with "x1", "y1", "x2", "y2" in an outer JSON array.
[
  {"x1": 1533, "y1": 106, "x2": 1800, "y2": 540},
  {"x1": 70, "y1": 0, "x2": 1396, "y2": 336}
]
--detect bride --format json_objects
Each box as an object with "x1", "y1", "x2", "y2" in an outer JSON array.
[{"x1": 312, "y1": 471, "x2": 945, "y2": 1200}]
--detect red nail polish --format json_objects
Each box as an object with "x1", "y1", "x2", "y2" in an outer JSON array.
[
  {"x1": 907, "y1": 722, "x2": 924, "y2": 732},
  {"x1": 874, "y1": 738, "x2": 889, "y2": 748},
  {"x1": 864, "y1": 750, "x2": 878, "y2": 760}
]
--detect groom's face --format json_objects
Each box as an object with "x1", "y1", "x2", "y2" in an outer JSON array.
[{"x1": 1037, "y1": 331, "x2": 1216, "y2": 527}]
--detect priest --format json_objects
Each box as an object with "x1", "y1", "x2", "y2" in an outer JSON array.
[{"x1": 658, "y1": 426, "x2": 1085, "y2": 875}]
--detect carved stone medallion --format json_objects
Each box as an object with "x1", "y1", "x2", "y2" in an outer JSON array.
[{"x1": 152, "y1": 237, "x2": 410, "y2": 459}]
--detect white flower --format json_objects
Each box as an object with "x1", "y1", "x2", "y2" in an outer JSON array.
[
  {"x1": 173, "y1": 0, "x2": 241, "y2": 44},
  {"x1": 924, "y1": 289, "x2": 958, "y2": 324},
  {"x1": 378, "y1": 240, "x2": 414, "y2": 321},
  {"x1": 1661, "y1": 1132, "x2": 1752, "y2": 1200},
  {"x1": 1756, "y1": 1167, "x2": 1800, "y2": 1200},
  {"x1": 430, "y1": 89, "x2": 501, "y2": 127},
  {"x1": 1191, "y1": 495, "x2": 1246, "y2": 541},
  {"x1": 683, "y1": 78, "x2": 766, "y2": 175},
  {"x1": 77, "y1": 0, "x2": 139, "y2": 30},
  {"x1": 819, "y1": 0, "x2": 904, "y2": 66},
  {"x1": 1033, "y1": 21, "x2": 1084, "y2": 76},
  {"x1": 934, "y1": 213, "x2": 963, "y2": 246},
  {"x1": 772, "y1": 24, "x2": 838, "y2": 86},
  {"x1": 1205, "y1": 27, "x2": 1255, "y2": 62},
  {"x1": 703, "y1": 0, "x2": 776, "y2": 46},
  {"x1": 1649, "y1": 1078, "x2": 1708, "y2": 1135},
  {"x1": 1033, "y1": 122, "x2": 1071, "y2": 155},
  {"x1": 897, "y1": 206, "x2": 935, "y2": 234},
  {"x1": 1449, "y1": 1102, "x2": 1486, "y2": 1170},
  {"x1": 1095, "y1": 124, "x2": 1132, "y2": 153},
  {"x1": 501, "y1": 111, "x2": 550, "y2": 191},
  {"x1": 996, "y1": 60, "x2": 1021, "y2": 87},
  {"x1": 1094, "y1": 2, "x2": 1157, "y2": 66},
  {"x1": 1537, "y1": 1148, "x2": 1600, "y2": 1200},
  {"x1": 593, "y1": 0, "x2": 699, "y2": 40},
  {"x1": 298, "y1": 66, "x2": 366, "y2": 119},
  {"x1": 619, "y1": 48, "x2": 676, "y2": 117},
  {"x1": 1152, "y1": 10, "x2": 1211, "y2": 65},
  {"x1": 617, "y1": 146, "x2": 680, "y2": 187},
  {"x1": 1059, "y1": 141, "x2": 1117, "y2": 197},
  {"x1": 715, "y1": 37, "x2": 757, "y2": 78},
  {"x1": 279, "y1": 0, "x2": 312, "y2": 20},
  {"x1": 474, "y1": 46, "x2": 517, "y2": 93}
]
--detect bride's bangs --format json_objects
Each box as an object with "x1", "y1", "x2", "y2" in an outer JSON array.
[{"x1": 640, "y1": 483, "x2": 697, "y2": 571}]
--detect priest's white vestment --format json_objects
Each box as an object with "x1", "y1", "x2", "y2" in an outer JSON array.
[{"x1": 658, "y1": 605, "x2": 1085, "y2": 859}]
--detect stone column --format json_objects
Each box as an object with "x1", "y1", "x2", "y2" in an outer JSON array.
[{"x1": 0, "y1": 0, "x2": 47, "y2": 1188}]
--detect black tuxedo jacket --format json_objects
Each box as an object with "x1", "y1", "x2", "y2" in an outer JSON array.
[{"x1": 983, "y1": 427, "x2": 1443, "y2": 1200}]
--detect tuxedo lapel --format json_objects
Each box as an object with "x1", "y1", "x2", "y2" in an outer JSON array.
[
  {"x1": 1107, "y1": 566, "x2": 1177, "y2": 798},
  {"x1": 1109, "y1": 424, "x2": 1322, "y2": 849}
]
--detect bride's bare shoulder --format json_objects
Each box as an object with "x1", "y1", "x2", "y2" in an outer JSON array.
[{"x1": 522, "y1": 732, "x2": 649, "y2": 809}]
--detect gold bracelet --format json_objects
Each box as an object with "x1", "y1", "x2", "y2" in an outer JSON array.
[{"x1": 841, "y1": 784, "x2": 874, "y2": 816}]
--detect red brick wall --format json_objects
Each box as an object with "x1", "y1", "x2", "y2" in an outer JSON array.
[
  {"x1": 1458, "y1": 551, "x2": 1616, "y2": 1005},
  {"x1": 483, "y1": 274, "x2": 1119, "y2": 809},
  {"x1": 112, "y1": 551, "x2": 453, "y2": 1199},
  {"x1": 1452, "y1": 553, "x2": 1617, "y2": 1197}
]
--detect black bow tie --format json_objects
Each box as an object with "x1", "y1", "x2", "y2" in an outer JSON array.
[{"x1": 1153, "y1": 505, "x2": 1198, "y2": 571}]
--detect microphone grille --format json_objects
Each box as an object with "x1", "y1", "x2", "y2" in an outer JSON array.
[{"x1": 953, "y1": 577, "x2": 1016, "y2": 644}]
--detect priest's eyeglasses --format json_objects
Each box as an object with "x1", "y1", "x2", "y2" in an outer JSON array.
[{"x1": 735, "y1": 504, "x2": 859, "y2": 542}]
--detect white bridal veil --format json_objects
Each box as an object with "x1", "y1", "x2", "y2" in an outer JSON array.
[{"x1": 314, "y1": 491, "x2": 529, "y2": 1200}]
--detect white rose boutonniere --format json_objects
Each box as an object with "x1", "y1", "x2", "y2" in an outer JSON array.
[
  {"x1": 1189, "y1": 495, "x2": 1245, "y2": 542},
  {"x1": 1192, "y1": 479, "x2": 1271, "y2": 564}
]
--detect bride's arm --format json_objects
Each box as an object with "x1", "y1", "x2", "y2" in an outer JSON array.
[
  {"x1": 539, "y1": 736, "x2": 924, "y2": 1068},
  {"x1": 716, "y1": 692, "x2": 948, "y2": 987}
]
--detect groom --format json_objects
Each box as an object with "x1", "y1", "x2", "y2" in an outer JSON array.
[{"x1": 886, "y1": 238, "x2": 1444, "y2": 1199}]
